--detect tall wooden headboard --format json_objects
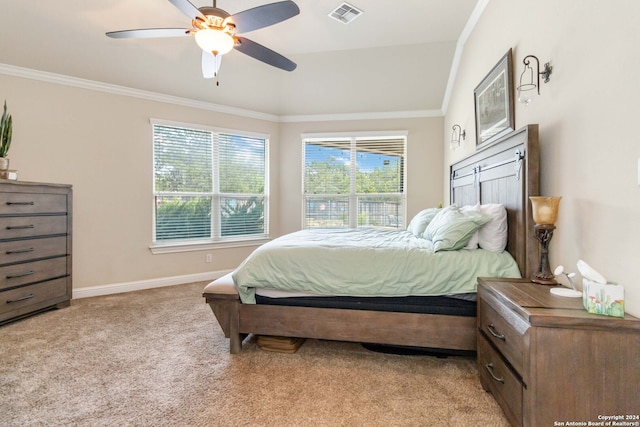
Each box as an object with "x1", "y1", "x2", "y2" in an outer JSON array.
[{"x1": 450, "y1": 125, "x2": 539, "y2": 279}]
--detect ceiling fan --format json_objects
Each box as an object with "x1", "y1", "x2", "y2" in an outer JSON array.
[{"x1": 106, "y1": 0, "x2": 299, "y2": 81}]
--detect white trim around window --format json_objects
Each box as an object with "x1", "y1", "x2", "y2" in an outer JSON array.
[
  {"x1": 301, "y1": 130, "x2": 408, "y2": 230},
  {"x1": 149, "y1": 118, "x2": 270, "y2": 253}
]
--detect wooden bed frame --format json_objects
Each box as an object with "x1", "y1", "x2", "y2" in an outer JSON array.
[{"x1": 204, "y1": 125, "x2": 540, "y2": 354}]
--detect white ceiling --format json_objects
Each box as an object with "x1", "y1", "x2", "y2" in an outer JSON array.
[{"x1": 0, "y1": 0, "x2": 479, "y2": 117}]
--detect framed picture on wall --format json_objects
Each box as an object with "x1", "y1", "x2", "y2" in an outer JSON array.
[{"x1": 474, "y1": 49, "x2": 514, "y2": 148}]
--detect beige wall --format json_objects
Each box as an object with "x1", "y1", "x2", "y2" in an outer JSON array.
[
  {"x1": 445, "y1": 0, "x2": 640, "y2": 316},
  {"x1": 1, "y1": 73, "x2": 443, "y2": 291},
  {"x1": 1, "y1": 73, "x2": 278, "y2": 289}
]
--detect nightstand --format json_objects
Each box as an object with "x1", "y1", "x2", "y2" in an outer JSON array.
[{"x1": 477, "y1": 277, "x2": 640, "y2": 427}]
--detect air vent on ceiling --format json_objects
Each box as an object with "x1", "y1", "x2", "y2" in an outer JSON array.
[{"x1": 329, "y1": 2, "x2": 363, "y2": 24}]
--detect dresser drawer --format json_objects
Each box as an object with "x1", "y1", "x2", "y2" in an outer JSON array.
[
  {"x1": 478, "y1": 334, "x2": 523, "y2": 427},
  {"x1": 478, "y1": 297, "x2": 529, "y2": 374},
  {"x1": 0, "y1": 278, "x2": 68, "y2": 318},
  {"x1": 0, "y1": 236, "x2": 68, "y2": 265},
  {"x1": 0, "y1": 215, "x2": 68, "y2": 239},
  {"x1": 0, "y1": 257, "x2": 68, "y2": 290},
  {"x1": 0, "y1": 192, "x2": 68, "y2": 215}
]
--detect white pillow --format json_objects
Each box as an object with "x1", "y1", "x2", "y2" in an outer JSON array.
[
  {"x1": 477, "y1": 203, "x2": 508, "y2": 252},
  {"x1": 406, "y1": 208, "x2": 440, "y2": 237},
  {"x1": 460, "y1": 205, "x2": 481, "y2": 249}
]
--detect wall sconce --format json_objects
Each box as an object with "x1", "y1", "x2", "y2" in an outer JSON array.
[
  {"x1": 517, "y1": 55, "x2": 553, "y2": 105},
  {"x1": 529, "y1": 196, "x2": 561, "y2": 285},
  {"x1": 450, "y1": 124, "x2": 466, "y2": 150}
]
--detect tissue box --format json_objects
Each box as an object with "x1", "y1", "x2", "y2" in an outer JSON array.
[{"x1": 582, "y1": 279, "x2": 625, "y2": 318}]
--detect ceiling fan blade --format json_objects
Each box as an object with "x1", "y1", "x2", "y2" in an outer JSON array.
[
  {"x1": 234, "y1": 37, "x2": 296, "y2": 71},
  {"x1": 106, "y1": 28, "x2": 191, "y2": 39},
  {"x1": 230, "y1": 1, "x2": 300, "y2": 34},
  {"x1": 202, "y1": 51, "x2": 222, "y2": 79},
  {"x1": 168, "y1": 0, "x2": 206, "y2": 21}
]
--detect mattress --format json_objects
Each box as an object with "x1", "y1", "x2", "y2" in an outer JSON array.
[{"x1": 255, "y1": 293, "x2": 477, "y2": 316}]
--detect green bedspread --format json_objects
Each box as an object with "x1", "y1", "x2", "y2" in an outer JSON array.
[{"x1": 232, "y1": 228, "x2": 521, "y2": 304}]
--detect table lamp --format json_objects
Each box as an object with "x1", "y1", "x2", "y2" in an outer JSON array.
[{"x1": 530, "y1": 196, "x2": 561, "y2": 284}]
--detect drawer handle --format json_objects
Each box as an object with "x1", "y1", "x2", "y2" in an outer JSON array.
[
  {"x1": 6, "y1": 271, "x2": 35, "y2": 279},
  {"x1": 6, "y1": 248, "x2": 35, "y2": 255},
  {"x1": 487, "y1": 324, "x2": 506, "y2": 341},
  {"x1": 6, "y1": 225, "x2": 35, "y2": 230},
  {"x1": 485, "y1": 363, "x2": 505, "y2": 383},
  {"x1": 6, "y1": 201, "x2": 35, "y2": 206},
  {"x1": 7, "y1": 294, "x2": 35, "y2": 303}
]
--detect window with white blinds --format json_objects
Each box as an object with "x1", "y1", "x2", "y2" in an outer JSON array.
[
  {"x1": 153, "y1": 122, "x2": 268, "y2": 244},
  {"x1": 303, "y1": 133, "x2": 406, "y2": 229}
]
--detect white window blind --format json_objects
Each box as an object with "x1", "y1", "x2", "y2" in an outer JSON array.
[
  {"x1": 153, "y1": 123, "x2": 268, "y2": 244},
  {"x1": 303, "y1": 134, "x2": 406, "y2": 229}
]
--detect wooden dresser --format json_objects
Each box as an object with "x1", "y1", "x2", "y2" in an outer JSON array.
[
  {"x1": 477, "y1": 277, "x2": 640, "y2": 427},
  {"x1": 1, "y1": 180, "x2": 72, "y2": 324}
]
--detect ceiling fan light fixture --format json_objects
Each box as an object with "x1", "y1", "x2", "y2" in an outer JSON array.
[{"x1": 195, "y1": 28, "x2": 234, "y2": 55}]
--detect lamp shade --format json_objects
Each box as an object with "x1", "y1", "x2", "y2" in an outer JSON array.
[
  {"x1": 530, "y1": 196, "x2": 561, "y2": 225},
  {"x1": 195, "y1": 29, "x2": 234, "y2": 55}
]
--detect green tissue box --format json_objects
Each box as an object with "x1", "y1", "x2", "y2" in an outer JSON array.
[{"x1": 582, "y1": 279, "x2": 625, "y2": 318}]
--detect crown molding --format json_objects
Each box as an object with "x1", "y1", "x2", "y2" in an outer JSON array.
[
  {"x1": 0, "y1": 63, "x2": 280, "y2": 122},
  {"x1": 0, "y1": 63, "x2": 440, "y2": 123},
  {"x1": 441, "y1": 0, "x2": 490, "y2": 114},
  {"x1": 279, "y1": 109, "x2": 443, "y2": 123}
]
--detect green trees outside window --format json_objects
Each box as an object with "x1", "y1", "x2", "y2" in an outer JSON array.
[
  {"x1": 303, "y1": 136, "x2": 406, "y2": 229},
  {"x1": 153, "y1": 124, "x2": 267, "y2": 243}
]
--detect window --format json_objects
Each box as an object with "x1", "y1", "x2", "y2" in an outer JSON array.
[
  {"x1": 152, "y1": 120, "x2": 268, "y2": 248},
  {"x1": 303, "y1": 132, "x2": 406, "y2": 229}
]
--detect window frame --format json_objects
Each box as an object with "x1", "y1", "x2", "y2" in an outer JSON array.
[
  {"x1": 301, "y1": 131, "x2": 408, "y2": 230},
  {"x1": 149, "y1": 118, "x2": 270, "y2": 254}
]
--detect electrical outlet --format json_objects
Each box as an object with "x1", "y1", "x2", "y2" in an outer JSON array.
[{"x1": 205, "y1": 254, "x2": 213, "y2": 263}]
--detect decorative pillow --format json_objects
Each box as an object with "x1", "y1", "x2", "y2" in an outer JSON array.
[
  {"x1": 477, "y1": 203, "x2": 508, "y2": 252},
  {"x1": 406, "y1": 208, "x2": 440, "y2": 237},
  {"x1": 423, "y1": 205, "x2": 490, "y2": 252}
]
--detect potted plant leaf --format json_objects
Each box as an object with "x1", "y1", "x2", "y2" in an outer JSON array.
[{"x1": 0, "y1": 100, "x2": 12, "y2": 173}]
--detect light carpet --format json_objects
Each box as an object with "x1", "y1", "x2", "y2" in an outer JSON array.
[{"x1": 0, "y1": 282, "x2": 509, "y2": 426}]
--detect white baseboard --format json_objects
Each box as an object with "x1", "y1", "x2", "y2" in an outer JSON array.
[{"x1": 72, "y1": 269, "x2": 233, "y2": 299}]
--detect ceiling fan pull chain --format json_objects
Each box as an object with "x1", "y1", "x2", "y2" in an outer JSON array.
[{"x1": 215, "y1": 54, "x2": 220, "y2": 86}]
